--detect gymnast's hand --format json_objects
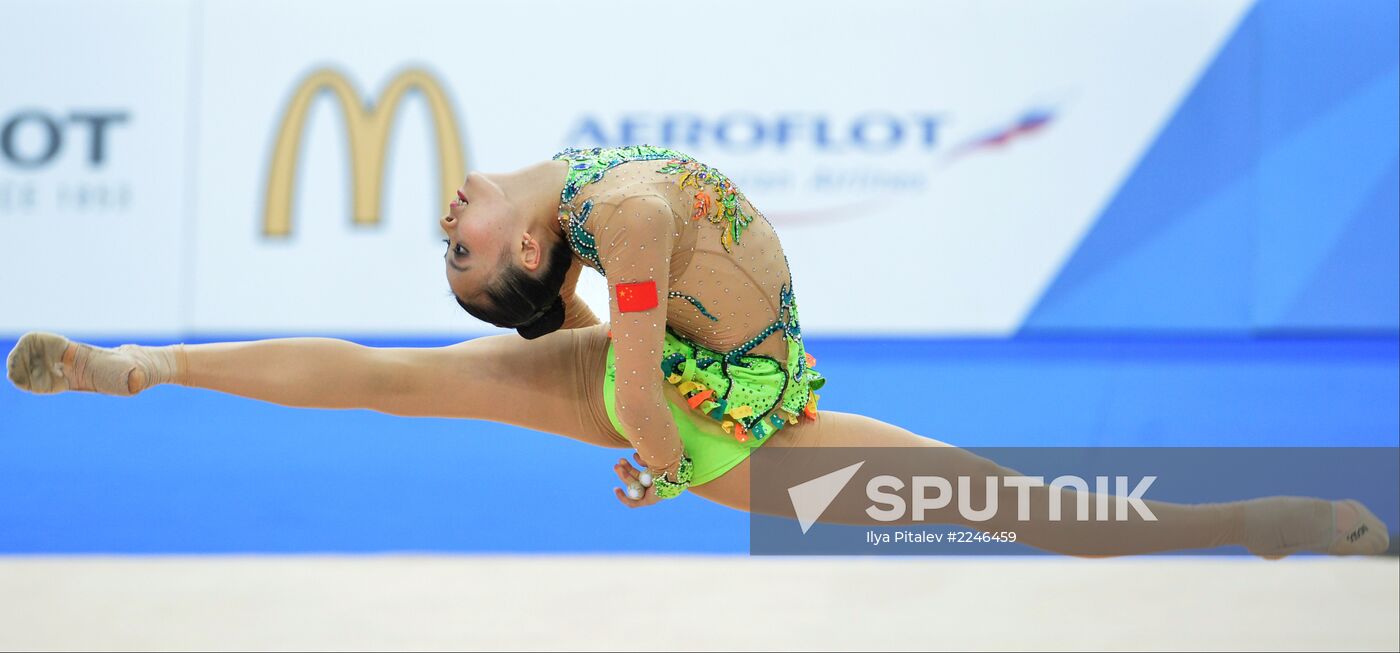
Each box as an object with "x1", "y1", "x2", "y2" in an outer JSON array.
[{"x1": 612, "y1": 453, "x2": 662, "y2": 508}]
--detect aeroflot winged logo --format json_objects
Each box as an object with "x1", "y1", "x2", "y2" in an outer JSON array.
[
  {"x1": 945, "y1": 107, "x2": 1056, "y2": 162},
  {"x1": 262, "y1": 68, "x2": 468, "y2": 237}
]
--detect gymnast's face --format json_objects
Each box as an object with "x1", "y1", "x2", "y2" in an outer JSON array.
[{"x1": 439, "y1": 172, "x2": 537, "y2": 303}]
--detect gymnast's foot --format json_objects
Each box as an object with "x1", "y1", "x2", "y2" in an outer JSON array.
[
  {"x1": 1325, "y1": 499, "x2": 1391, "y2": 555},
  {"x1": 6, "y1": 332, "x2": 183, "y2": 396},
  {"x1": 1243, "y1": 497, "x2": 1390, "y2": 558}
]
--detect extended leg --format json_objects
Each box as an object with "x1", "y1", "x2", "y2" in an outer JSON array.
[
  {"x1": 6, "y1": 326, "x2": 624, "y2": 448},
  {"x1": 691, "y1": 410, "x2": 1390, "y2": 557}
]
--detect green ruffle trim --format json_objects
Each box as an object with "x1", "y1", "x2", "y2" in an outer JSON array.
[{"x1": 656, "y1": 327, "x2": 824, "y2": 443}]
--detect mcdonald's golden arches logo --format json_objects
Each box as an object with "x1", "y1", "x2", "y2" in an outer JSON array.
[{"x1": 262, "y1": 68, "x2": 467, "y2": 237}]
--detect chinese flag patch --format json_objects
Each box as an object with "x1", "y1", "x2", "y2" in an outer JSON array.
[{"x1": 615, "y1": 280, "x2": 659, "y2": 313}]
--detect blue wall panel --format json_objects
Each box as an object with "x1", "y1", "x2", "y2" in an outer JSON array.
[{"x1": 1024, "y1": 0, "x2": 1399, "y2": 334}]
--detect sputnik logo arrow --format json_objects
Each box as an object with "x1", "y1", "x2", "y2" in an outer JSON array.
[{"x1": 787, "y1": 461, "x2": 865, "y2": 534}]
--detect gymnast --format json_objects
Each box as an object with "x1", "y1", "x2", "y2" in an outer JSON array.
[{"x1": 7, "y1": 145, "x2": 1388, "y2": 557}]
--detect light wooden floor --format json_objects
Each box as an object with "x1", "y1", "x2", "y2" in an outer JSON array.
[{"x1": 1, "y1": 556, "x2": 1395, "y2": 651}]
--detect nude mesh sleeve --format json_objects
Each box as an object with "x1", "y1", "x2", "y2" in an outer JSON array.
[{"x1": 592, "y1": 194, "x2": 685, "y2": 474}]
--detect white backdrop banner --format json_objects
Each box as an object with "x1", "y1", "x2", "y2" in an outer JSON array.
[
  {"x1": 2, "y1": 0, "x2": 1251, "y2": 336},
  {"x1": 1, "y1": 0, "x2": 192, "y2": 335}
]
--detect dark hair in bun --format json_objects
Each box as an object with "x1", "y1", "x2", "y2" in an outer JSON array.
[
  {"x1": 513, "y1": 295, "x2": 567, "y2": 340},
  {"x1": 456, "y1": 236, "x2": 573, "y2": 340}
]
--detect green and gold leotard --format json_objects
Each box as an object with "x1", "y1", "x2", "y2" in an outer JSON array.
[{"x1": 552, "y1": 144, "x2": 825, "y2": 485}]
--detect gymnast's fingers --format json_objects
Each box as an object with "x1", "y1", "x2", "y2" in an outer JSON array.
[
  {"x1": 613, "y1": 459, "x2": 644, "y2": 500},
  {"x1": 615, "y1": 457, "x2": 641, "y2": 481},
  {"x1": 630, "y1": 453, "x2": 656, "y2": 487},
  {"x1": 614, "y1": 486, "x2": 648, "y2": 508}
]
